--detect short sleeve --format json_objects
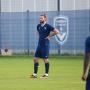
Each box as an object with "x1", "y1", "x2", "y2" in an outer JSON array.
[{"x1": 48, "y1": 24, "x2": 54, "y2": 31}]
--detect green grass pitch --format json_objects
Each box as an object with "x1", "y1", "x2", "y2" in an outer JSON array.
[{"x1": 0, "y1": 55, "x2": 85, "y2": 90}]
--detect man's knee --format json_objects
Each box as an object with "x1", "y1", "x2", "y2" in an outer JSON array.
[
  {"x1": 44, "y1": 58, "x2": 49, "y2": 63},
  {"x1": 34, "y1": 57, "x2": 39, "y2": 63}
]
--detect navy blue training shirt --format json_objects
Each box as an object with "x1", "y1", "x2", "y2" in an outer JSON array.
[
  {"x1": 37, "y1": 23, "x2": 54, "y2": 47},
  {"x1": 85, "y1": 36, "x2": 90, "y2": 53}
]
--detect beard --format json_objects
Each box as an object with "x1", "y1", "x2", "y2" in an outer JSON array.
[{"x1": 40, "y1": 20, "x2": 44, "y2": 24}]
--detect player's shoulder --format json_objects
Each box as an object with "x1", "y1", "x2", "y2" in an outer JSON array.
[
  {"x1": 45, "y1": 23, "x2": 51, "y2": 26},
  {"x1": 45, "y1": 23, "x2": 53, "y2": 28},
  {"x1": 37, "y1": 24, "x2": 41, "y2": 27},
  {"x1": 37, "y1": 24, "x2": 41, "y2": 29},
  {"x1": 86, "y1": 36, "x2": 90, "y2": 41},
  {"x1": 85, "y1": 36, "x2": 90, "y2": 44},
  {"x1": 87, "y1": 36, "x2": 90, "y2": 39},
  {"x1": 46, "y1": 23, "x2": 55, "y2": 30}
]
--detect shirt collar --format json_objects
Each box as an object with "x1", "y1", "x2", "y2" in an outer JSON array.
[{"x1": 41, "y1": 22, "x2": 46, "y2": 27}]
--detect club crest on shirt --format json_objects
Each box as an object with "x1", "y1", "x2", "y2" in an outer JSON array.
[
  {"x1": 54, "y1": 16, "x2": 69, "y2": 45},
  {"x1": 44, "y1": 27, "x2": 47, "y2": 30}
]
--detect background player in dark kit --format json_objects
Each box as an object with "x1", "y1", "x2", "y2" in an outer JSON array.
[{"x1": 82, "y1": 36, "x2": 90, "y2": 90}]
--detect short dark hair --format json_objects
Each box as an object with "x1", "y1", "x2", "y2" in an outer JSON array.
[{"x1": 40, "y1": 14, "x2": 47, "y2": 18}]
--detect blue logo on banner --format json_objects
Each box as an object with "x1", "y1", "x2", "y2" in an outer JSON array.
[{"x1": 54, "y1": 16, "x2": 69, "y2": 45}]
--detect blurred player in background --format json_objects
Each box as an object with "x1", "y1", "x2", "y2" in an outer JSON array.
[
  {"x1": 30, "y1": 14, "x2": 59, "y2": 78},
  {"x1": 82, "y1": 36, "x2": 90, "y2": 90}
]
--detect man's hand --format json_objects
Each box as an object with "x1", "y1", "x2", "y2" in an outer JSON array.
[
  {"x1": 82, "y1": 74, "x2": 87, "y2": 81},
  {"x1": 45, "y1": 36, "x2": 51, "y2": 40}
]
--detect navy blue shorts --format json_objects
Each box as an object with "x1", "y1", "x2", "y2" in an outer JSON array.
[
  {"x1": 86, "y1": 80, "x2": 90, "y2": 90},
  {"x1": 35, "y1": 45, "x2": 49, "y2": 59},
  {"x1": 85, "y1": 37, "x2": 90, "y2": 53},
  {"x1": 86, "y1": 69, "x2": 90, "y2": 90}
]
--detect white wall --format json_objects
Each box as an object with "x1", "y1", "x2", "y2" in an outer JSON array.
[
  {"x1": 1, "y1": 0, "x2": 23, "y2": 12},
  {"x1": 60, "y1": 0, "x2": 75, "y2": 10},
  {"x1": 11, "y1": 0, "x2": 23, "y2": 12},
  {"x1": 1, "y1": 0, "x2": 90, "y2": 12},
  {"x1": 23, "y1": 0, "x2": 35, "y2": 12},
  {"x1": 48, "y1": 0, "x2": 57, "y2": 11},
  {"x1": 1, "y1": 0, "x2": 57, "y2": 12},
  {"x1": 1, "y1": 0, "x2": 10, "y2": 12},
  {"x1": 35, "y1": 0, "x2": 57, "y2": 11},
  {"x1": 60, "y1": 0, "x2": 90, "y2": 11},
  {"x1": 75, "y1": 0, "x2": 89, "y2": 10}
]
